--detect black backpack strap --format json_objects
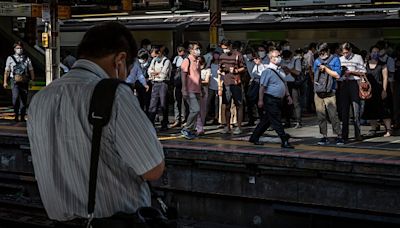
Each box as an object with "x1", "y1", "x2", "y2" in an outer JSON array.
[
  {"x1": 87, "y1": 78, "x2": 122, "y2": 218},
  {"x1": 162, "y1": 58, "x2": 167, "y2": 67},
  {"x1": 270, "y1": 68, "x2": 286, "y2": 85},
  {"x1": 10, "y1": 55, "x2": 18, "y2": 64}
]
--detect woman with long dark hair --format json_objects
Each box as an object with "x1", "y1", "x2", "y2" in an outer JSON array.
[{"x1": 362, "y1": 45, "x2": 392, "y2": 137}]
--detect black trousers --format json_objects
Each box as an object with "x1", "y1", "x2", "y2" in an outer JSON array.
[
  {"x1": 246, "y1": 97, "x2": 263, "y2": 124},
  {"x1": 340, "y1": 80, "x2": 361, "y2": 140},
  {"x1": 135, "y1": 81, "x2": 152, "y2": 116},
  {"x1": 250, "y1": 94, "x2": 286, "y2": 142}
]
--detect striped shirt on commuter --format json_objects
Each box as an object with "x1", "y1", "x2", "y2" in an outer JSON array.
[{"x1": 27, "y1": 59, "x2": 164, "y2": 221}]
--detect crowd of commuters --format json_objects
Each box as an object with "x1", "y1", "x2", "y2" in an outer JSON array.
[
  {"x1": 4, "y1": 35, "x2": 399, "y2": 146},
  {"x1": 125, "y1": 38, "x2": 400, "y2": 146}
]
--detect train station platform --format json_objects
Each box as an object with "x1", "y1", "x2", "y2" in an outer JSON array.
[{"x1": 0, "y1": 107, "x2": 399, "y2": 227}]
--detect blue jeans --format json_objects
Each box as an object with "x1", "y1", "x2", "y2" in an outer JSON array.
[{"x1": 12, "y1": 81, "x2": 28, "y2": 119}]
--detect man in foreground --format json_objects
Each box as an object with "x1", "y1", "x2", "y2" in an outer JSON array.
[{"x1": 27, "y1": 22, "x2": 165, "y2": 223}]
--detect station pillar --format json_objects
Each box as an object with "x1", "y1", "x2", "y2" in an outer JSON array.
[
  {"x1": 209, "y1": 0, "x2": 222, "y2": 49},
  {"x1": 44, "y1": 0, "x2": 60, "y2": 85}
]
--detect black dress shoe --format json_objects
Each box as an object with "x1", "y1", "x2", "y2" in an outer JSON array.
[
  {"x1": 253, "y1": 141, "x2": 264, "y2": 145},
  {"x1": 249, "y1": 139, "x2": 264, "y2": 145},
  {"x1": 243, "y1": 122, "x2": 255, "y2": 127},
  {"x1": 281, "y1": 140, "x2": 294, "y2": 149}
]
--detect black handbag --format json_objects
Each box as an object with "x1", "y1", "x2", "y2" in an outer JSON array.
[{"x1": 86, "y1": 79, "x2": 175, "y2": 228}]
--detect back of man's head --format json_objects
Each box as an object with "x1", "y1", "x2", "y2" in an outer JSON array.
[{"x1": 77, "y1": 22, "x2": 137, "y2": 64}]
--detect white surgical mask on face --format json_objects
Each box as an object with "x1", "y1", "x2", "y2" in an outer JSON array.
[
  {"x1": 223, "y1": 49, "x2": 231, "y2": 54},
  {"x1": 283, "y1": 46, "x2": 290, "y2": 51},
  {"x1": 194, "y1": 49, "x2": 201, "y2": 57},
  {"x1": 275, "y1": 56, "x2": 282, "y2": 65},
  {"x1": 147, "y1": 45, "x2": 151, "y2": 51},
  {"x1": 320, "y1": 54, "x2": 329, "y2": 60},
  {"x1": 138, "y1": 59, "x2": 145, "y2": 64},
  {"x1": 258, "y1": 51, "x2": 266, "y2": 58}
]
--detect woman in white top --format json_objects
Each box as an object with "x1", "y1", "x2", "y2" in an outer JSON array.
[{"x1": 196, "y1": 56, "x2": 211, "y2": 135}]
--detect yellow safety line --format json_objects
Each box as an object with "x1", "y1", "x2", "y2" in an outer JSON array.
[{"x1": 0, "y1": 125, "x2": 27, "y2": 131}]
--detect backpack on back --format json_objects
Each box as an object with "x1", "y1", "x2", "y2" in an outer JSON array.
[
  {"x1": 314, "y1": 55, "x2": 335, "y2": 98},
  {"x1": 11, "y1": 55, "x2": 29, "y2": 83},
  {"x1": 293, "y1": 58, "x2": 307, "y2": 89}
]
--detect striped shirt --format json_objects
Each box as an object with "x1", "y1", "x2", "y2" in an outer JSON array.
[
  {"x1": 339, "y1": 53, "x2": 366, "y2": 80},
  {"x1": 27, "y1": 59, "x2": 164, "y2": 221}
]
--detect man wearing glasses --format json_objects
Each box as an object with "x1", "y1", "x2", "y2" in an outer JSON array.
[{"x1": 249, "y1": 49, "x2": 294, "y2": 149}]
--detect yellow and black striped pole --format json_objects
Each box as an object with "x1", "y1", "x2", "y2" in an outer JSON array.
[{"x1": 209, "y1": 0, "x2": 221, "y2": 49}]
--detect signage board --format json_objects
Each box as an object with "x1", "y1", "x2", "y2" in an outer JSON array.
[
  {"x1": 0, "y1": 2, "x2": 31, "y2": 17},
  {"x1": 270, "y1": 0, "x2": 371, "y2": 7}
]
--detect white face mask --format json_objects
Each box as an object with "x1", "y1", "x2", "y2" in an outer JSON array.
[
  {"x1": 146, "y1": 45, "x2": 151, "y2": 51},
  {"x1": 223, "y1": 48, "x2": 231, "y2": 54},
  {"x1": 15, "y1": 48, "x2": 23, "y2": 55},
  {"x1": 274, "y1": 56, "x2": 282, "y2": 65},
  {"x1": 194, "y1": 49, "x2": 201, "y2": 57},
  {"x1": 283, "y1": 46, "x2": 291, "y2": 51},
  {"x1": 320, "y1": 54, "x2": 329, "y2": 60},
  {"x1": 258, "y1": 51, "x2": 266, "y2": 58},
  {"x1": 138, "y1": 59, "x2": 145, "y2": 64}
]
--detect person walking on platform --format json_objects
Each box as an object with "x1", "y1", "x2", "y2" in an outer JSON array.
[
  {"x1": 3, "y1": 41, "x2": 35, "y2": 122},
  {"x1": 181, "y1": 41, "x2": 202, "y2": 140},
  {"x1": 339, "y1": 42, "x2": 367, "y2": 142},
  {"x1": 219, "y1": 39, "x2": 246, "y2": 134},
  {"x1": 313, "y1": 43, "x2": 344, "y2": 145},
  {"x1": 27, "y1": 22, "x2": 164, "y2": 225},
  {"x1": 148, "y1": 46, "x2": 172, "y2": 131},
  {"x1": 249, "y1": 49, "x2": 294, "y2": 149}
]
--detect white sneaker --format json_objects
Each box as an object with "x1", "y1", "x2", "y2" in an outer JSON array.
[
  {"x1": 233, "y1": 127, "x2": 242, "y2": 135},
  {"x1": 221, "y1": 126, "x2": 230, "y2": 134},
  {"x1": 384, "y1": 131, "x2": 392, "y2": 137}
]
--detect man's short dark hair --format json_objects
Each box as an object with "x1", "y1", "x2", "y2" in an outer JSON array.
[
  {"x1": 77, "y1": 22, "x2": 137, "y2": 64},
  {"x1": 220, "y1": 39, "x2": 232, "y2": 47},
  {"x1": 308, "y1": 42, "x2": 317, "y2": 50},
  {"x1": 138, "y1": 49, "x2": 149, "y2": 60},
  {"x1": 282, "y1": 50, "x2": 292, "y2": 59},
  {"x1": 141, "y1": 39, "x2": 151, "y2": 47},
  {"x1": 187, "y1": 41, "x2": 200, "y2": 50},
  {"x1": 13, "y1": 41, "x2": 24, "y2": 48}
]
